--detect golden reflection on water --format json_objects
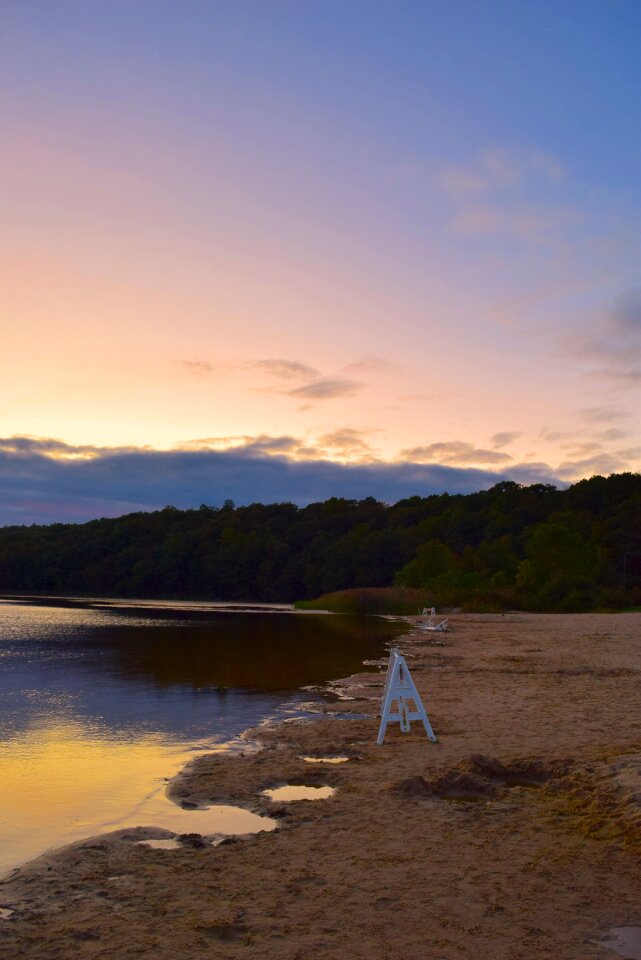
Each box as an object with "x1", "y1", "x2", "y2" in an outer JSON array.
[
  {"x1": 0, "y1": 720, "x2": 276, "y2": 877},
  {"x1": 262, "y1": 785, "x2": 335, "y2": 801}
]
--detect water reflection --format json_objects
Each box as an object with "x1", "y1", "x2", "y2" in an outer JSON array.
[
  {"x1": 0, "y1": 600, "x2": 402, "y2": 738},
  {"x1": 0, "y1": 721, "x2": 277, "y2": 875},
  {"x1": 0, "y1": 599, "x2": 403, "y2": 876},
  {"x1": 74, "y1": 613, "x2": 399, "y2": 691},
  {"x1": 262, "y1": 785, "x2": 335, "y2": 801},
  {"x1": 132, "y1": 804, "x2": 277, "y2": 839},
  {"x1": 301, "y1": 756, "x2": 350, "y2": 764},
  {"x1": 0, "y1": 720, "x2": 199, "y2": 875}
]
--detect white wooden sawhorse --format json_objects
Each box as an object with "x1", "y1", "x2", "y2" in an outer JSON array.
[
  {"x1": 377, "y1": 647, "x2": 437, "y2": 745},
  {"x1": 420, "y1": 607, "x2": 448, "y2": 632}
]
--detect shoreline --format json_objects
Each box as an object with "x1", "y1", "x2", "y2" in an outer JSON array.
[
  {"x1": 0, "y1": 611, "x2": 403, "y2": 882},
  {"x1": 1, "y1": 612, "x2": 640, "y2": 958}
]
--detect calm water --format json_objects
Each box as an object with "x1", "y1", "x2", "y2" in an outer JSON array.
[{"x1": 0, "y1": 598, "x2": 403, "y2": 876}]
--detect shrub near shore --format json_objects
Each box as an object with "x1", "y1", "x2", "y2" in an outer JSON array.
[
  {"x1": 294, "y1": 586, "x2": 517, "y2": 615},
  {"x1": 295, "y1": 587, "x2": 436, "y2": 615}
]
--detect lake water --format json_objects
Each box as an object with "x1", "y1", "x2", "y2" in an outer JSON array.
[{"x1": 0, "y1": 597, "x2": 404, "y2": 876}]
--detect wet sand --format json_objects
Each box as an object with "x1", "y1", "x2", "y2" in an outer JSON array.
[{"x1": 1, "y1": 612, "x2": 639, "y2": 959}]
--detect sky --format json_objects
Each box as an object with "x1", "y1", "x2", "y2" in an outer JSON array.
[{"x1": 1, "y1": 0, "x2": 640, "y2": 524}]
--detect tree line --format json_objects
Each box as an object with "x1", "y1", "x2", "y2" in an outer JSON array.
[{"x1": 0, "y1": 473, "x2": 639, "y2": 611}]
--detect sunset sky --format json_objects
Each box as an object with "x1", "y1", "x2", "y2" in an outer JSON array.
[{"x1": 1, "y1": 1, "x2": 639, "y2": 523}]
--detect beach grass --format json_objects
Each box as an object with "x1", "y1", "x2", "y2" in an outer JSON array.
[{"x1": 294, "y1": 586, "x2": 435, "y2": 615}]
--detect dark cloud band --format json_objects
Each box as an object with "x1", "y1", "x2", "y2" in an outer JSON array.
[{"x1": 0, "y1": 437, "x2": 564, "y2": 526}]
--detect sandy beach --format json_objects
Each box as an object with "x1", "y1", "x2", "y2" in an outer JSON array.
[{"x1": 1, "y1": 612, "x2": 639, "y2": 959}]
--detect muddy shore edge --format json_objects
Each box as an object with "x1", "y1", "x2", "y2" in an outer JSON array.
[{"x1": 1, "y1": 612, "x2": 640, "y2": 959}]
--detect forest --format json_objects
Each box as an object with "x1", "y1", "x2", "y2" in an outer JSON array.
[{"x1": 0, "y1": 473, "x2": 639, "y2": 612}]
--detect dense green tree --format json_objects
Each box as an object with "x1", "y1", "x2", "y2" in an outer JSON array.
[
  {"x1": 516, "y1": 522, "x2": 605, "y2": 610},
  {"x1": 394, "y1": 540, "x2": 455, "y2": 588}
]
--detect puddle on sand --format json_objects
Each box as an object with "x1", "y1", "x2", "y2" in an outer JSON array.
[
  {"x1": 135, "y1": 804, "x2": 277, "y2": 851},
  {"x1": 301, "y1": 756, "x2": 349, "y2": 764},
  {"x1": 600, "y1": 927, "x2": 641, "y2": 960},
  {"x1": 138, "y1": 838, "x2": 181, "y2": 851},
  {"x1": 127, "y1": 804, "x2": 278, "y2": 838},
  {"x1": 262, "y1": 785, "x2": 335, "y2": 802}
]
